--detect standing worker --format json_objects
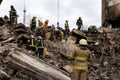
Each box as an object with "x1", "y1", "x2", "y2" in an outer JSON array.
[
  {"x1": 70, "y1": 39, "x2": 92, "y2": 80},
  {"x1": 65, "y1": 20, "x2": 70, "y2": 37},
  {"x1": 9, "y1": 5, "x2": 18, "y2": 26},
  {"x1": 27, "y1": 34, "x2": 36, "y2": 51},
  {"x1": 42, "y1": 19, "x2": 49, "y2": 39},
  {"x1": 76, "y1": 17, "x2": 83, "y2": 30},
  {"x1": 42, "y1": 19, "x2": 49, "y2": 31},
  {"x1": 30, "y1": 16, "x2": 36, "y2": 32},
  {"x1": 36, "y1": 36, "x2": 44, "y2": 58},
  {"x1": 38, "y1": 19, "x2": 43, "y2": 28}
]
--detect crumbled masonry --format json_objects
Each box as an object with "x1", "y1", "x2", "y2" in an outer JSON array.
[{"x1": 0, "y1": 18, "x2": 120, "y2": 80}]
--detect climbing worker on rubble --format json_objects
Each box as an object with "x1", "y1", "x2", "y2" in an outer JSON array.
[
  {"x1": 54, "y1": 28, "x2": 63, "y2": 41},
  {"x1": 43, "y1": 19, "x2": 49, "y2": 30},
  {"x1": 65, "y1": 20, "x2": 70, "y2": 39},
  {"x1": 42, "y1": 19, "x2": 49, "y2": 39},
  {"x1": 36, "y1": 36, "x2": 44, "y2": 58},
  {"x1": 69, "y1": 39, "x2": 92, "y2": 80},
  {"x1": 30, "y1": 16, "x2": 36, "y2": 32},
  {"x1": 38, "y1": 19, "x2": 43, "y2": 28},
  {"x1": 50, "y1": 25, "x2": 55, "y2": 41},
  {"x1": 9, "y1": 5, "x2": 18, "y2": 26},
  {"x1": 76, "y1": 17, "x2": 83, "y2": 30},
  {"x1": 26, "y1": 34, "x2": 36, "y2": 51},
  {"x1": 60, "y1": 30, "x2": 64, "y2": 41}
]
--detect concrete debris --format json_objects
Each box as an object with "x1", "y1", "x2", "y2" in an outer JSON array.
[
  {"x1": 0, "y1": 22, "x2": 120, "y2": 80},
  {"x1": 62, "y1": 65, "x2": 73, "y2": 73}
]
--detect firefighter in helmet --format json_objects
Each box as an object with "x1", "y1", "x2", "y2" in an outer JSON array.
[
  {"x1": 70, "y1": 39, "x2": 92, "y2": 80},
  {"x1": 65, "y1": 20, "x2": 70, "y2": 39},
  {"x1": 42, "y1": 19, "x2": 49, "y2": 39},
  {"x1": 76, "y1": 17, "x2": 83, "y2": 30},
  {"x1": 30, "y1": 16, "x2": 36, "y2": 32},
  {"x1": 9, "y1": 5, "x2": 18, "y2": 26},
  {"x1": 36, "y1": 36, "x2": 44, "y2": 57},
  {"x1": 27, "y1": 34, "x2": 36, "y2": 51}
]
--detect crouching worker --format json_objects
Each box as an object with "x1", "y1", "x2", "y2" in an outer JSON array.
[
  {"x1": 69, "y1": 39, "x2": 92, "y2": 80},
  {"x1": 27, "y1": 34, "x2": 36, "y2": 51},
  {"x1": 36, "y1": 36, "x2": 44, "y2": 58}
]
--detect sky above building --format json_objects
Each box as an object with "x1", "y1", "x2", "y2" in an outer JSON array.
[{"x1": 0, "y1": 0, "x2": 101, "y2": 30}]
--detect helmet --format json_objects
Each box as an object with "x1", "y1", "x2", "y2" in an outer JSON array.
[
  {"x1": 45, "y1": 20, "x2": 49, "y2": 23},
  {"x1": 38, "y1": 36, "x2": 42, "y2": 39},
  {"x1": 10, "y1": 5, "x2": 14, "y2": 8},
  {"x1": 30, "y1": 34, "x2": 34, "y2": 38},
  {"x1": 33, "y1": 16, "x2": 36, "y2": 19},
  {"x1": 55, "y1": 28, "x2": 58, "y2": 31},
  {"x1": 79, "y1": 39, "x2": 88, "y2": 45},
  {"x1": 66, "y1": 20, "x2": 68, "y2": 22}
]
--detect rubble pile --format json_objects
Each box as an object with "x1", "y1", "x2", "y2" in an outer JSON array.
[
  {"x1": 87, "y1": 28, "x2": 120, "y2": 80},
  {"x1": 0, "y1": 23, "x2": 70, "y2": 80},
  {"x1": 0, "y1": 19, "x2": 120, "y2": 80}
]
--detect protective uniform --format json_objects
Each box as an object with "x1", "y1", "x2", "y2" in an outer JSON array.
[
  {"x1": 27, "y1": 34, "x2": 36, "y2": 51},
  {"x1": 42, "y1": 20, "x2": 49, "y2": 39},
  {"x1": 42, "y1": 20, "x2": 49, "y2": 30},
  {"x1": 60, "y1": 31, "x2": 64, "y2": 41},
  {"x1": 30, "y1": 17, "x2": 36, "y2": 32},
  {"x1": 76, "y1": 17, "x2": 83, "y2": 30},
  {"x1": 38, "y1": 20, "x2": 43, "y2": 27},
  {"x1": 70, "y1": 39, "x2": 92, "y2": 80},
  {"x1": 36, "y1": 36, "x2": 44, "y2": 57},
  {"x1": 65, "y1": 20, "x2": 70, "y2": 39},
  {"x1": 9, "y1": 5, "x2": 17, "y2": 26},
  {"x1": 65, "y1": 20, "x2": 69, "y2": 29}
]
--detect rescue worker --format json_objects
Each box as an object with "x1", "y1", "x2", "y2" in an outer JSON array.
[
  {"x1": 30, "y1": 16, "x2": 36, "y2": 32},
  {"x1": 42, "y1": 20, "x2": 49, "y2": 39},
  {"x1": 65, "y1": 20, "x2": 70, "y2": 38},
  {"x1": 38, "y1": 19, "x2": 43, "y2": 28},
  {"x1": 50, "y1": 25, "x2": 55, "y2": 41},
  {"x1": 76, "y1": 17, "x2": 83, "y2": 30},
  {"x1": 70, "y1": 39, "x2": 92, "y2": 80},
  {"x1": 42, "y1": 19, "x2": 49, "y2": 31},
  {"x1": 36, "y1": 36, "x2": 44, "y2": 57},
  {"x1": 9, "y1": 5, "x2": 17, "y2": 26},
  {"x1": 27, "y1": 34, "x2": 36, "y2": 51},
  {"x1": 60, "y1": 30, "x2": 64, "y2": 41},
  {"x1": 54, "y1": 28, "x2": 59, "y2": 41}
]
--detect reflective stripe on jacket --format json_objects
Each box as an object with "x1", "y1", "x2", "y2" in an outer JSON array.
[
  {"x1": 70, "y1": 47, "x2": 92, "y2": 70},
  {"x1": 36, "y1": 39, "x2": 44, "y2": 48},
  {"x1": 27, "y1": 38, "x2": 35, "y2": 47},
  {"x1": 65, "y1": 23, "x2": 69, "y2": 29},
  {"x1": 75, "y1": 56, "x2": 88, "y2": 61},
  {"x1": 73, "y1": 66, "x2": 88, "y2": 70}
]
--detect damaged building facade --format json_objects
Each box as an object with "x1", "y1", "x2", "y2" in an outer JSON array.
[{"x1": 102, "y1": 0, "x2": 120, "y2": 28}]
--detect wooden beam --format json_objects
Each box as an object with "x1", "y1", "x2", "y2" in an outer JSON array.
[{"x1": 4, "y1": 50, "x2": 70, "y2": 80}]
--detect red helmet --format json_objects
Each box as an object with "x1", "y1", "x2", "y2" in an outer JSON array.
[{"x1": 45, "y1": 20, "x2": 49, "y2": 23}]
